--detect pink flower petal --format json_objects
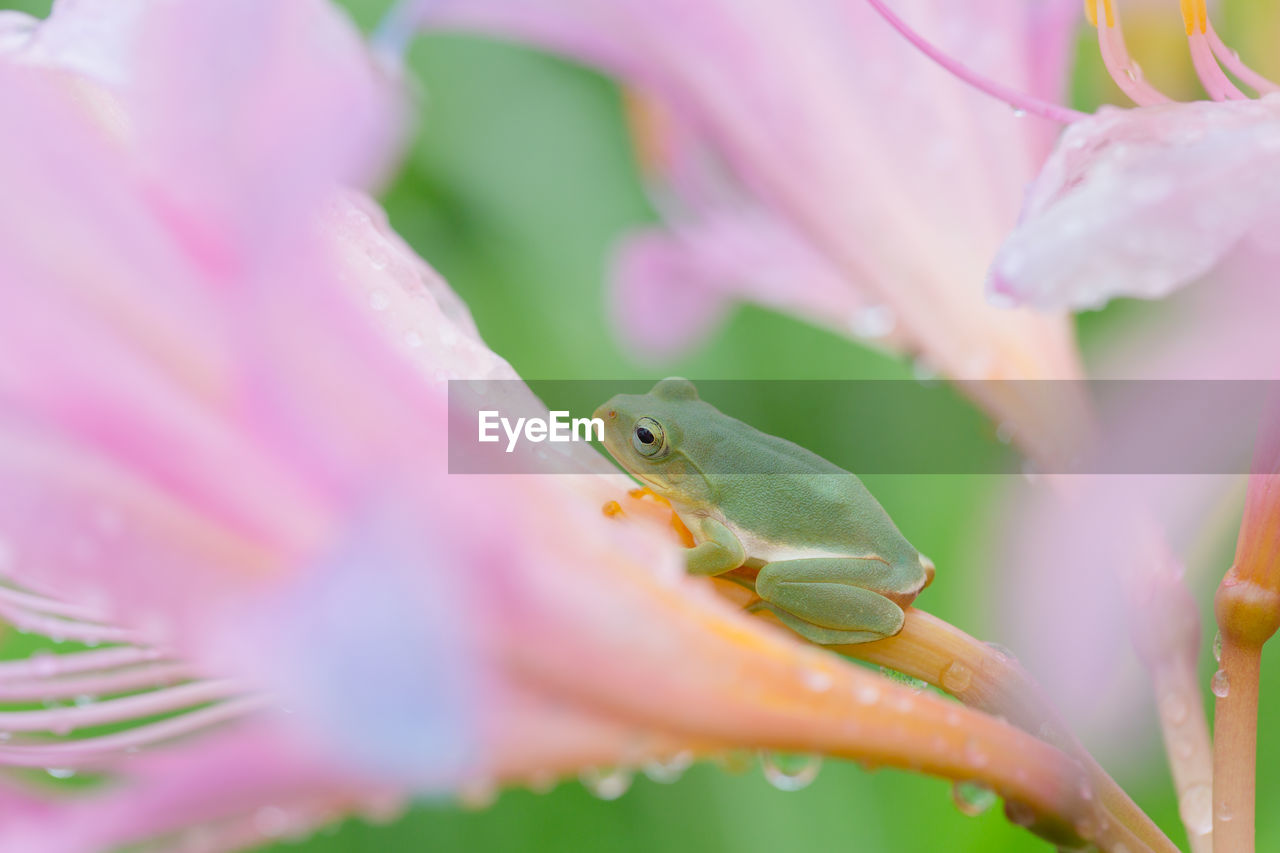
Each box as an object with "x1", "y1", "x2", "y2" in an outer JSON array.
[{"x1": 990, "y1": 96, "x2": 1280, "y2": 310}]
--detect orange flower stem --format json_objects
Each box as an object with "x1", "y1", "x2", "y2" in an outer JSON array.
[{"x1": 834, "y1": 609, "x2": 1178, "y2": 853}]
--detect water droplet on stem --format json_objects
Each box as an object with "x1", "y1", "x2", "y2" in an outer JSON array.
[{"x1": 760, "y1": 751, "x2": 822, "y2": 791}]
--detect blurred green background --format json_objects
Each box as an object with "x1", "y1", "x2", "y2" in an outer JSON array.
[{"x1": 4, "y1": 0, "x2": 1280, "y2": 850}]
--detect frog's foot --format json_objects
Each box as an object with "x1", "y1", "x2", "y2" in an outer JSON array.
[
  {"x1": 755, "y1": 558, "x2": 906, "y2": 646},
  {"x1": 752, "y1": 603, "x2": 892, "y2": 645}
]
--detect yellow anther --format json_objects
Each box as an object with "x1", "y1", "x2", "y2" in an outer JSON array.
[
  {"x1": 1084, "y1": 0, "x2": 1114, "y2": 28},
  {"x1": 1179, "y1": 0, "x2": 1209, "y2": 34}
]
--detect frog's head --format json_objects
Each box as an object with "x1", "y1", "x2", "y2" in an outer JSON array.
[{"x1": 594, "y1": 377, "x2": 713, "y2": 503}]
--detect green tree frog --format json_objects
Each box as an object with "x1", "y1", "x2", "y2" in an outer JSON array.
[{"x1": 595, "y1": 378, "x2": 933, "y2": 645}]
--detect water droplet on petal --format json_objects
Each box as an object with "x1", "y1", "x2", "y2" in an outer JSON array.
[
  {"x1": 849, "y1": 304, "x2": 897, "y2": 339},
  {"x1": 403, "y1": 330, "x2": 424, "y2": 349},
  {"x1": 1213, "y1": 632, "x2": 1222, "y2": 663},
  {"x1": 369, "y1": 290, "x2": 390, "y2": 311},
  {"x1": 912, "y1": 359, "x2": 940, "y2": 385},
  {"x1": 1179, "y1": 783, "x2": 1212, "y2": 835},
  {"x1": 30, "y1": 650, "x2": 57, "y2": 678},
  {"x1": 253, "y1": 806, "x2": 295, "y2": 838},
  {"x1": 995, "y1": 422, "x2": 1015, "y2": 445},
  {"x1": 73, "y1": 694, "x2": 95, "y2": 708},
  {"x1": 760, "y1": 752, "x2": 821, "y2": 791},
  {"x1": 580, "y1": 767, "x2": 633, "y2": 800},
  {"x1": 951, "y1": 780, "x2": 998, "y2": 816},
  {"x1": 1159, "y1": 693, "x2": 1188, "y2": 726},
  {"x1": 1010, "y1": 106, "x2": 1027, "y2": 118},
  {"x1": 367, "y1": 248, "x2": 389, "y2": 270},
  {"x1": 45, "y1": 768, "x2": 75, "y2": 779},
  {"x1": 940, "y1": 661, "x2": 973, "y2": 693},
  {"x1": 854, "y1": 682, "x2": 881, "y2": 705},
  {"x1": 1211, "y1": 669, "x2": 1230, "y2": 698},
  {"x1": 802, "y1": 668, "x2": 833, "y2": 693},
  {"x1": 642, "y1": 751, "x2": 694, "y2": 784}
]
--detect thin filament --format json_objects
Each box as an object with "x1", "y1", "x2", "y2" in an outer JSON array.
[
  {"x1": 1206, "y1": 21, "x2": 1279, "y2": 95},
  {"x1": 864, "y1": 0, "x2": 1087, "y2": 124},
  {"x1": 1092, "y1": 0, "x2": 1173, "y2": 106}
]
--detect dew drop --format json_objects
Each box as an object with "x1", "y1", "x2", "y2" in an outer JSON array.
[
  {"x1": 73, "y1": 694, "x2": 95, "y2": 708},
  {"x1": 253, "y1": 806, "x2": 292, "y2": 838},
  {"x1": 995, "y1": 422, "x2": 1015, "y2": 445},
  {"x1": 849, "y1": 304, "x2": 897, "y2": 339},
  {"x1": 984, "y1": 642, "x2": 1016, "y2": 661},
  {"x1": 367, "y1": 248, "x2": 389, "y2": 271},
  {"x1": 1159, "y1": 693, "x2": 1188, "y2": 726},
  {"x1": 580, "y1": 767, "x2": 633, "y2": 800},
  {"x1": 45, "y1": 768, "x2": 75, "y2": 779},
  {"x1": 642, "y1": 750, "x2": 694, "y2": 784},
  {"x1": 854, "y1": 682, "x2": 881, "y2": 705},
  {"x1": 1010, "y1": 106, "x2": 1027, "y2": 118},
  {"x1": 951, "y1": 780, "x2": 997, "y2": 816},
  {"x1": 1218, "y1": 798, "x2": 1233, "y2": 822},
  {"x1": 963, "y1": 738, "x2": 989, "y2": 769},
  {"x1": 940, "y1": 661, "x2": 973, "y2": 693},
  {"x1": 1179, "y1": 783, "x2": 1212, "y2": 835},
  {"x1": 1211, "y1": 669, "x2": 1230, "y2": 698},
  {"x1": 1213, "y1": 632, "x2": 1222, "y2": 663},
  {"x1": 912, "y1": 358, "x2": 940, "y2": 385},
  {"x1": 802, "y1": 668, "x2": 833, "y2": 693},
  {"x1": 369, "y1": 290, "x2": 390, "y2": 311},
  {"x1": 30, "y1": 650, "x2": 57, "y2": 678},
  {"x1": 760, "y1": 751, "x2": 822, "y2": 792},
  {"x1": 403, "y1": 330, "x2": 424, "y2": 349},
  {"x1": 879, "y1": 666, "x2": 927, "y2": 692}
]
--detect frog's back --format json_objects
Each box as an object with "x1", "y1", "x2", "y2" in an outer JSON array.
[{"x1": 695, "y1": 419, "x2": 919, "y2": 565}]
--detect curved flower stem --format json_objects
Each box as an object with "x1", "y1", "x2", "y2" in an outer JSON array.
[
  {"x1": 1212, "y1": 409, "x2": 1280, "y2": 852},
  {"x1": 830, "y1": 609, "x2": 1178, "y2": 853},
  {"x1": 1211, "y1": 633, "x2": 1259, "y2": 851}
]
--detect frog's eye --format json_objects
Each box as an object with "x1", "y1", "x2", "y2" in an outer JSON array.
[{"x1": 632, "y1": 417, "x2": 665, "y2": 457}]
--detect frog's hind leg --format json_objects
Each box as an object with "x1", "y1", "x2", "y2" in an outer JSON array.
[{"x1": 754, "y1": 558, "x2": 906, "y2": 645}]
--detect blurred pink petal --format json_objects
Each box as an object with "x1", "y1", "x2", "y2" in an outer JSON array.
[
  {"x1": 409, "y1": 0, "x2": 1085, "y2": 426},
  {"x1": 0, "y1": 3, "x2": 1081, "y2": 850},
  {"x1": 991, "y1": 97, "x2": 1280, "y2": 310}
]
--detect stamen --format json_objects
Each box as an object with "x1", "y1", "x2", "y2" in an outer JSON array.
[
  {"x1": 0, "y1": 696, "x2": 265, "y2": 767},
  {"x1": 1206, "y1": 21, "x2": 1279, "y2": 95},
  {"x1": 865, "y1": 0, "x2": 1087, "y2": 124},
  {"x1": 0, "y1": 662, "x2": 193, "y2": 701},
  {"x1": 1084, "y1": 0, "x2": 1116, "y2": 28},
  {"x1": 1187, "y1": 29, "x2": 1247, "y2": 100},
  {"x1": 0, "y1": 646, "x2": 165, "y2": 681},
  {"x1": 1090, "y1": 0, "x2": 1173, "y2": 106},
  {"x1": 1179, "y1": 0, "x2": 1246, "y2": 101},
  {"x1": 0, "y1": 602, "x2": 138, "y2": 645},
  {"x1": 0, "y1": 679, "x2": 240, "y2": 733}
]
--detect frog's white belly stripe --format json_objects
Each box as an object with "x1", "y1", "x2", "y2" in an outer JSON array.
[{"x1": 734, "y1": 528, "x2": 851, "y2": 563}]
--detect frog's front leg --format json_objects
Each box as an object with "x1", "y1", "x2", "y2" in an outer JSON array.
[
  {"x1": 755, "y1": 558, "x2": 906, "y2": 645},
  {"x1": 684, "y1": 517, "x2": 747, "y2": 576}
]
